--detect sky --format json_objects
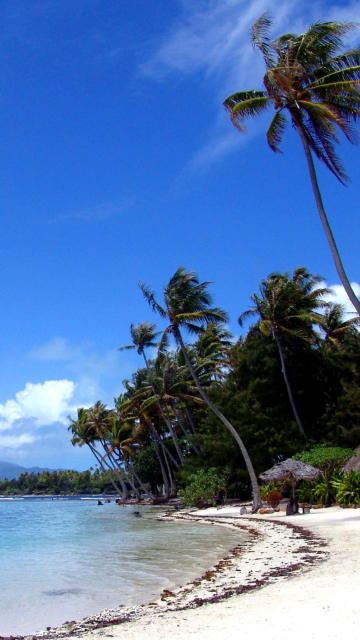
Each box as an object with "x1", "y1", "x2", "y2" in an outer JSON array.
[{"x1": 0, "y1": 0, "x2": 359, "y2": 471}]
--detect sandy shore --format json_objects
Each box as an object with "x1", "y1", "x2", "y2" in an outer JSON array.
[{"x1": 18, "y1": 504, "x2": 360, "y2": 640}]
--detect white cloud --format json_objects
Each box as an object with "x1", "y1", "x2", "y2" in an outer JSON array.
[
  {"x1": 323, "y1": 282, "x2": 360, "y2": 317},
  {"x1": 0, "y1": 380, "x2": 77, "y2": 432}
]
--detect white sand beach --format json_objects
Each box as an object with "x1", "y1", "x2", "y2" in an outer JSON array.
[{"x1": 35, "y1": 505, "x2": 359, "y2": 640}]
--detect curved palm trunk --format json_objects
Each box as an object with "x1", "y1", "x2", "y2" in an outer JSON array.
[
  {"x1": 174, "y1": 327, "x2": 262, "y2": 511},
  {"x1": 274, "y1": 333, "x2": 306, "y2": 436},
  {"x1": 142, "y1": 350, "x2": 184, "y2": 464},
  {"x1": 162, "y1": 442, "x2": 176, "y2": 495},
  {"x1": 151, "y1": 428, "x2": 170, "y2": 499},
  {"x1": 164, "y1": 403, "x2": 184, "y2": 462},
  {"x1": 100, "y1": 444, "x2": 129, "y2": 499},
  {"x1": 88, "y1": 443, "x2": 125, "y2": 498},
  {"x1": 299, "y1": 127, "x2": 360, "y2": 316},
  {"x1": 173, "y1": 403, "x2": 201, "y2": 455},
  {"x1": 130, "y1": 463, "x2": 154, "y2": 499}
]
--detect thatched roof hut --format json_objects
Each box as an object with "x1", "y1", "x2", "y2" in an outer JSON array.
[
  {"x1": 260, "y1": 459, "x2": 321, "y2": 503},
  {"x1": 260, "y1": 459, "x2": 321, "y2": 483}
]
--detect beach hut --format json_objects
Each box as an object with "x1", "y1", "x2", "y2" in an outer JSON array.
[{"x1": 260, "y1": 459, "x2": 321, "y2": 514}]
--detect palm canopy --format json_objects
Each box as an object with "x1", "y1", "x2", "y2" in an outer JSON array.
[
  {"x1": 318, "y1": 302, "x2": 360, "y2": 346},
  {"x1": 239, "y1": 266, "x2": 331, "y2": 342},
  {"x1": 224, "y1": 15, "x2": 360, "y2": 184},
  {"x1": 139, "y1": 267, "x2": 228, "y2": 339},
  {"x1": 118, "y1": 321, "x2": 161, "y2": 355}
]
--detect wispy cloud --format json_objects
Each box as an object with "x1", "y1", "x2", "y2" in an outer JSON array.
[
  {"x1": 48, "y1": 198, "x2": 135, "y2": 223},
  {"x1": 140, "y1": 0, "x2": 360, "y2": 174}
]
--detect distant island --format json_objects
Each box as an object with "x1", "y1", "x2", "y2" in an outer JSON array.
[{"x1": 0, "y1": 462, "x2": 118, "y2": 495}]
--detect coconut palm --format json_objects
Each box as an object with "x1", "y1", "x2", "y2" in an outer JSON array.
[
  {"x1": 224, "y1": 15, "x2": 360, "y2": 315},
  {"x1": 239, "y1": 267, "x2": 330, "y2": 436},
  {"x1": 318, "y1": 302, "x2": 360, "y2": 347},
  {"x1": 139, "y1": 266, "x2": 262, "y2": 511},
  {"x1": 68, "y1": 408, "x2": 126, "y2": 498},
  {"x1": 119, "y1": 322, "x2": 185, "y2": 468}
]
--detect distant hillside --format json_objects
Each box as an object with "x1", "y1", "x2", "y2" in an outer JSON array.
[{"x1": 0, "y1": 460, "x2": 59, "y2": 480}]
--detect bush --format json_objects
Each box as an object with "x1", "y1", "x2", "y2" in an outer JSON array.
[
  {"x1": 267, "y1": 489, "x2": 282, "y2": 508},
  {"x1": 178, "y1": 468, "x2": 226, "y2": 508},
  {"x1": 260, "y1": 482, "x2": 281, "y2": 500},
  {"x1": 332, "y1": 470, "x2": 360, "y2": 505}
]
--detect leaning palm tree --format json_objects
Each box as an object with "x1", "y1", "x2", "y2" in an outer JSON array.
[
  {"x1": 239, "y1": 267, "x2": 330, "y2": 436},
  {"x1": 139, "y1": 267, "x2": 262, "y2": 511},
  {"x1": 224, "y1": 15, "x2": 360, "y2": 315},
  {"x1": 119, "y1": 321, "x2": 185, "y2": 466}
]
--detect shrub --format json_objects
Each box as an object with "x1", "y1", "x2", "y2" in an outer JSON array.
[
  {"x1": 267, "y1": 489, "x2": 282, "y2": 508},
  {"x1": 178, "y1": 468, "x2": 226, "y2": 508},
  {"x1": 332, "y1": 470, "x2": 360, "y2": 505},
  {"x1": 260, "y1": 482, "x2": 281, "y2": 500}
]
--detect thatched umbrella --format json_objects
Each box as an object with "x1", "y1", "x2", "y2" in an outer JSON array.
[{"x1": 260, "y1": 459, "x2": 321, "y2": 504}]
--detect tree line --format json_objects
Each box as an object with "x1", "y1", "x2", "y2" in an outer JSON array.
[{"x1": 67, "y1": 265, "x2": 360, "y2": 509}]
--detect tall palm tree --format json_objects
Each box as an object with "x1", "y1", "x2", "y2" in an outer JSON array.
[
  {"x1": 239, "y1": 267, "x2": 330, "y2": 435},
  {"x1": 119, "y1": 321, "x2": 185, "y2": 467},
  {"x1": 119, "y1": 325, "x2": 178, "y2": 494},
  {"x1": 139, "y1": 267, "x2": 262, "y2": 511},
  {"x1": 224, "y1": 15, "x2": 360, "y2": 314}
]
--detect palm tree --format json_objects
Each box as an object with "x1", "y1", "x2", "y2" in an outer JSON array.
[
  {"x1": 318, "y1": 302, "x2": 360, "y2": 347},
  {"x1": 118, "y1": 320, "x2": 177, "y2": 499},
  {"x1": 239, "y1": 267, "x2": 330, "y2": 436},
  {"x1": 68, "y1": 408, "x2": 126, "y2": 498},
  {"x1": 224, "y1": 15, "x2": 360, "y2": 315},
  {"x1": 139, "y1": 266, "x2": 262, "y2": 511}
]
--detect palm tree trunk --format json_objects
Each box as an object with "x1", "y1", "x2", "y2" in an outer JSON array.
[
  {"x1": 173, "y1": 403, "x2": 201, "y2": 455},
  {"x1": 174, "y1": 327, "x2": 262, "y2": 511},
  {"x1": 274, "y1": 333, "x2": 306, "y2": 436},
  {"x1": 164, "y1": 403, "x2": 185, "y2": 462},
  {"x1": 143, "y1": 350, "x2": 184, "y2": 462},
  {"x1": 101, "y1": 445, "x2": 129, "y2": 498},
  {"x1": 151, "y1": 428, "x2": 170, "y2": 499},
  {"x1": 88, "y1": 443, "x2": 125, "y2": 498},
  {"x1": 298, "y1": 126, "x2": 360, "y2": 315},
  {"x1": 162, "y1": 443, "x2": 176, "y2": 495},
  {"x1": 184, "y1": 401, "x2": 198, "y2": 436}
]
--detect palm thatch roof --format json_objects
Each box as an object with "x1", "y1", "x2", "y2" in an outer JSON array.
[
  {"x1": 343, "y1": 445, "x2": 360, "y2": 473},
  {"x1": 260, "y1": 458, "x2": 321, "y2": 483}
]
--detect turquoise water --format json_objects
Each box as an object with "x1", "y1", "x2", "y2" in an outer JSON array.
[{"x1": 0, "y1": 500, "x2": 242, "y2": 636}]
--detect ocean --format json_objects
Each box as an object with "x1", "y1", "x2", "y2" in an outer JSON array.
[{"x1": 0, "y1": 498, "x2": 242, "y2": 636}]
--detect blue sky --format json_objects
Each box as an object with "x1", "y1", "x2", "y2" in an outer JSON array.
[{"x1": 0, "y1": 0, "x2": 359, "y2": 470}]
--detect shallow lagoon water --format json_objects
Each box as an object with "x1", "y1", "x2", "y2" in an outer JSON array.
[{"x1": 0, "y1": 499, "x2": 243, "y2": 636}]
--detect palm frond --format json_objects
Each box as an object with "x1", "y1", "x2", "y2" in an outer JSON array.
[
  {"x1": 267, "y1": 110, "x2": 287, "y2": 151},
  {"x1": 229, "y1": 96, "x2": 270, "y2": 132},
  {"x1": 251, "y1": 12, "x2": 276, "y2": 68},
  {"x1": 138, "y1": 281, "x2": 167, "y2": 317}
]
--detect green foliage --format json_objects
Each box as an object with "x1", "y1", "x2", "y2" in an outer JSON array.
[
  {"x1": 332, "y1": 470, "x2": 360, "y2": 505},
  {"x1": 260, "y1": 482, "x2": 281, "y2": 500},
  {"x1": 293, "y1": 446, "x2": 353, "y2": 471},
  {"x1": 0, "y1": 469, "x2": 119, "y2": 495},
  {"x1": 178, "y1": 468, "x2": 226, "y2": 508}
]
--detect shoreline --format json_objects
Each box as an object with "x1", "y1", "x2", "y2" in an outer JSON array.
[{"x1": 7, "y1": 505, "x2": 333, "y2": 640}]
